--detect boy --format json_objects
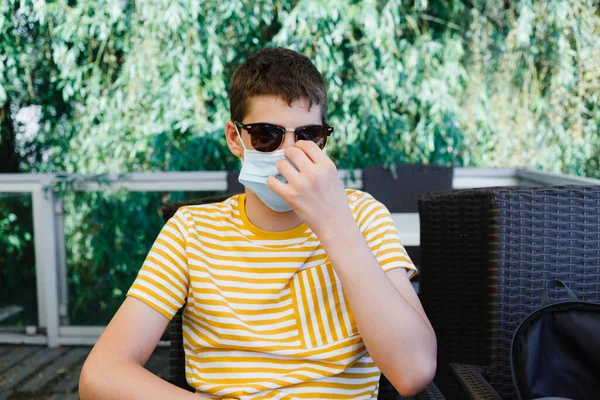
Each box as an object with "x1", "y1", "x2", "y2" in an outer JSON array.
[{"x1": 80, "y1": 47, "x2": 437, "y2": 400}]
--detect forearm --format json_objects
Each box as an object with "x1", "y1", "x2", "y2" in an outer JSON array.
[
  {"x1": 79, "y1": 360, "x2": 208, "y2": 400},
  {"x1": 317, "y1": 216, "x2": 436, "y2": 395}
]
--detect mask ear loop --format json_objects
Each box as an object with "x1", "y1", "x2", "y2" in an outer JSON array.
[{"x1": 234, "y1": 124, "x2": 248, "y2": 152}]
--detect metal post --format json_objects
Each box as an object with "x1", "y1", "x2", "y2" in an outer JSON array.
[
  {"x1": 31, "y1": 178, "x2": 60, "y2": 347},
  {"x1": 31, "y1": 185, "x2": 46, "y2": 331},
  {"x1": 54, "y1": 195, "x2": 69, "y2": 326}
]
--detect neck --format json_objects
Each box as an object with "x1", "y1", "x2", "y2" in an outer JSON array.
[{"x1": 244, "y1": 190, "x2": 304, "y2": 232}]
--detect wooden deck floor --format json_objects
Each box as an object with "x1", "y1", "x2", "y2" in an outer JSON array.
[{"x1": 0, "y1": 344, "x2": 169, "y2": 400}]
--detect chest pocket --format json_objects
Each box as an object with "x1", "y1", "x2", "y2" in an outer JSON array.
[{"x1": 290, "y1": 262, "x2": 359, "y2": 349}]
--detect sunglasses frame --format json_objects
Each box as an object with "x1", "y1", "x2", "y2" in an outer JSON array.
[{"x1": 234, "y1": 120, "x2": 333, "y2": 153}]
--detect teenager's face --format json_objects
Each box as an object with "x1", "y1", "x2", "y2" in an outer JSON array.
[{"x1": 225, "y1": 96, "x2": 322, "y2": 159}]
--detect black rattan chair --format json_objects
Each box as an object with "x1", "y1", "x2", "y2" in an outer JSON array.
[
  {"x1": 161, "y1": 194, "x2": 445, "y2": 400},
  {"x1": 417, "y1": 185, "x2": 600, "y2": 399}
]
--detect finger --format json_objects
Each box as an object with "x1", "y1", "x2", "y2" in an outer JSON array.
[
  {"x1": 267, "y1": 175, "x2": 292, "y2": 198},
  {"x1": 294, "y1": 140, "x2": 330, "y2": 165},
  {"x1": 276, "y1": 158, "x2": 301, "y2": 183},
  {"x1": 284, "y1": 146, "x2": 314, "y2": 173}
]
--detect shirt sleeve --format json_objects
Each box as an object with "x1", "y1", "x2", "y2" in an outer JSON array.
[
  {"x1": 126, "y1": 208, "x2": 190, "y2": 320},
  {"x1": 351, "y1": 191, "x2": 418, "y2": 279}
]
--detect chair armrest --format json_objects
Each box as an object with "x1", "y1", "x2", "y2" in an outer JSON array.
[
  {"x1": 449, "y1": 363, "x2": 502, "y2": 400},
  {"x1": 414, "y1": 381, "x2": 446, "y2": 400}
]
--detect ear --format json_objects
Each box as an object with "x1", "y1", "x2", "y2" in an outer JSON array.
[{"x1": 225, "y1": 120, "x2": 244, "y2": 159}]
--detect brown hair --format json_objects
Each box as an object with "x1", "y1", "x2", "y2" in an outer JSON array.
[{"x1": 229, "y1": 47, "x2": 328, "y2": 124}]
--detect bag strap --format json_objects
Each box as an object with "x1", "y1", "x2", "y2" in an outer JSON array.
[{"x1": 541, "y1": 279, "x2": 578, "y2": 306}]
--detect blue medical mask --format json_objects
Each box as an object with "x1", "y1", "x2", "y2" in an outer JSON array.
[{"x1": 235, "y1": 125, "x2": 296, "y2": 212}]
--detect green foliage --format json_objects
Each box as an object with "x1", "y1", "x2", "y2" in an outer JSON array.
[
  {"x1": 1, "y1": 0, "x2": 599, "y2": 325},
  {"x1": 3, "y1": 0, "x2": 599, "y2": 173},
  {"x1": 64, "y1": 189, "x2": 223, "y2": 325},
  {"x1": 0, "y1": 194, "x2": 37, "y2": 326},
  {"x1": 0, "y1": 0, "x2": 76, "y2": 172}
]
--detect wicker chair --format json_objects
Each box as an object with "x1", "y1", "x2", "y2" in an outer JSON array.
[
  {"x1": 417, "y1": 185, "x2": 600, "y2": 399},
  {"x1": 160, "y1": 194, "x2": 445, "y2": 400}
]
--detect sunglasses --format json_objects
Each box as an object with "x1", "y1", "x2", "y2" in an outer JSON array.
[{"x1": 234, "y1": 120, "x2": 334, "y2": 153}]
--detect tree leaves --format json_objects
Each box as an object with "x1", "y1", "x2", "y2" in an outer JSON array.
[{"x1": 3, "y1": 0, "x2": 597, "y2": 174}]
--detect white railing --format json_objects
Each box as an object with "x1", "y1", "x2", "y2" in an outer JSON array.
[{"x1": 1, "y1": 167, "x2": 599, "y2": 347}]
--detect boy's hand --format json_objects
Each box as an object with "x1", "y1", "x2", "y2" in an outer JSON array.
[{"x1": 267, "y1": 141, "x2": 355, "y2": 235}]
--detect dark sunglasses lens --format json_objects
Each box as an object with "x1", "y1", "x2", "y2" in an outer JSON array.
[
  {"x1": 249, "y1": 125, "x2": 284, "y2": 152},
  {"x1": 297, "y1": 126, "x2": 329, "y2": 149}
]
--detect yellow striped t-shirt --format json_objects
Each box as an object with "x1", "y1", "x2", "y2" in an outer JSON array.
[{"x1": 127, "y1": 189, "x2": 417, "y2": 399}]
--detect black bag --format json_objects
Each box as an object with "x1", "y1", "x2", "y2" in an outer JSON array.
[{"x1": 510, "y1": 279, "x2": 600, "y2": 400}]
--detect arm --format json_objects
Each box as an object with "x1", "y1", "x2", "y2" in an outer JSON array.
[
  {"x1": 268, "y1": 141, "x2": 437, "y2": 397},
  {"x1": 316, "y1": 218, "x2": 437, "y2": 396},
  {"x1": 79, "y1": 296, "x2": 209, "y2": 400}
]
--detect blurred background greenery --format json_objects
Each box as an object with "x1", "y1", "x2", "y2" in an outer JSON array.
[{"x1": 1, "y1": 0, "x2": 599, "y2": 326}]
